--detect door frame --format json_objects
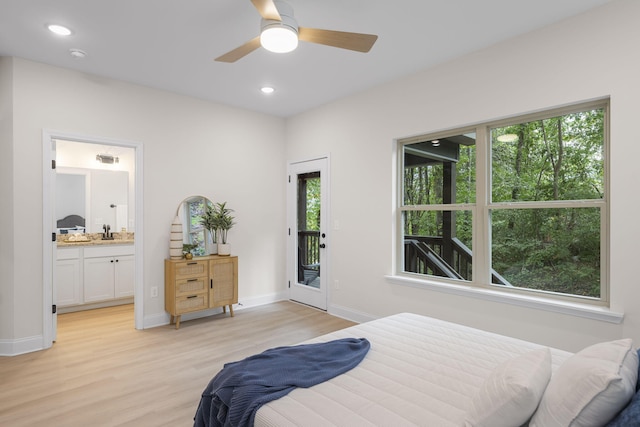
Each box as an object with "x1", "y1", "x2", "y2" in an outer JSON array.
[
  {"x1": 287, "y1": 156, "x2": 330, "y2": 310},
  {"x1": 42, "y1": 130, "x2": 144, "y2": 349}
]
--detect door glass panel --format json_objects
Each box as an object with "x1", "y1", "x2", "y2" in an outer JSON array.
[{"x1": 297, "y1": 172, "x2": 320, "y2": 287}]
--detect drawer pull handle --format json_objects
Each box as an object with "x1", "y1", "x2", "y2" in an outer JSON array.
[
  {"x1": 187, "y1": 278, "x2": 198, "y2": 282},
  {"x1": 187, "y1": 295, "x2": 197, "y2": 299},
  {"x1": 187, "y1": 262, "x2": 197, "y2": 265}
]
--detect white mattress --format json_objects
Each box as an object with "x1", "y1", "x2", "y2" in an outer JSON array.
[{"x1": 255, "y1": 313, "x2": 573, "y2": 427}]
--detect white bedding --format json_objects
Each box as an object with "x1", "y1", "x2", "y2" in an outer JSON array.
[{"x1": 255, "y1": 313, "x2": 573, "y2": 427}]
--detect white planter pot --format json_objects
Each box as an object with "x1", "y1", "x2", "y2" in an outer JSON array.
[
  {"x1": 207, "y1": 230, "x2": 218, "y2": 255},
  {"x1": 218, "y1": 243, "x2": 231, "y2": 256}
]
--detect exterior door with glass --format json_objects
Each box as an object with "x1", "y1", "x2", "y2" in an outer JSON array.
[{"x1": 288, "y1": 158, "x2": 328, "y2": 310}]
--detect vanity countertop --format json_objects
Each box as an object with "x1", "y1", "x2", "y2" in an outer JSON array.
[
  {"x1": 57, "y1": 238, "x2": 135, "y2": 247},
  {"x1": 57, "y1": 231, "x2": 134, "y2": 247}
]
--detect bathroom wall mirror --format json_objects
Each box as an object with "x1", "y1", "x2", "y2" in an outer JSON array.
[
  {"x1": 176, "y1": 195, "x2": 214, "y2": 256},
  {"x1": 56, "y1": 167, "x2": 129, "y2": 233},
  {"x1": 56, "y1": 172, "x2": 88, "y2": 231}
]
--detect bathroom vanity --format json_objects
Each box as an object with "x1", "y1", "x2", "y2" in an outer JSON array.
[{"x1": 56, "y1": 237, "x2": 134, "y2": 313}]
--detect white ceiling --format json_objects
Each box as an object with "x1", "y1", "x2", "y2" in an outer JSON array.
[{"x1": 0, "y1": 0, "x2": 611, "y2": 117}]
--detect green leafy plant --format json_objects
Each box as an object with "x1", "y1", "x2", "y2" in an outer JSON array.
[
  {"x1": 182, "y1": 243, "x2": 198, "y2": 255},
  {"x1": 200, "y1": 204, "x2": 218, "y2": 243},
  {"x1": 214, "y1": 202, "x2": 235, "y2": 244}
]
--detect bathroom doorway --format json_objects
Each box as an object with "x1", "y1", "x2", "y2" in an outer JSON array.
[{"x1": 42, "y1": 131, "x2": 144, "y2": 348}]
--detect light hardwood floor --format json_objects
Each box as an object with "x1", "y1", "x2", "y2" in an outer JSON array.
[{"x1": 0, "y1": 301, "x2": 355, "y2": 426}]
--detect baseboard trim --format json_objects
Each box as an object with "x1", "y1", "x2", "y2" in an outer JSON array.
[
  {"x1": 327, "y1": 303, "x2": 377, "y2": 324},
  {"x1": 237, "y1": 291, "x2": 288, "y2": 309},
  {"x1": 143, "y1": 312, "x2": 171, "y2": 329},
  {"x1": 0, "y1": 335, "x2": 44, "y2": 356},
  {"x1": 142, "y1": 291, "x2": 289, "y2": 329},
  {"x1": 59, "y1": 298, "x2": 134, "y2": 314}
]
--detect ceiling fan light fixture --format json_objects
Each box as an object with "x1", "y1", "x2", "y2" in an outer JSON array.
[{"x1": 260, "y1": 23, "x2": 298, "y2": 53}]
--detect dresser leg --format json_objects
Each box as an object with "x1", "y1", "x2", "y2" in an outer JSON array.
[
  {"x1": 175, "y1": 315, "x2": 181, "y2": 329},
  {"x1": 222, "y1": 306, "x2": 226, "y2": 314},
  {"x1": 229, "y1": 305, "x2": 234, "y2": 317}
]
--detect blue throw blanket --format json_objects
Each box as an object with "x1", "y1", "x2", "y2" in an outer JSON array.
[{"x1": 194, "y1": 337, "x2": 370, "y2": 427}]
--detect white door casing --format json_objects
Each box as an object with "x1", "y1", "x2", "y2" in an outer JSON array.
[{"x1": 42, "y1": 130, "x2": 144, "y2": 350}]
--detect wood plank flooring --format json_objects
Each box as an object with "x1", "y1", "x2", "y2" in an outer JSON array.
[{"x1": 0, "y1": 301, "x2": 355, "y2": 427}]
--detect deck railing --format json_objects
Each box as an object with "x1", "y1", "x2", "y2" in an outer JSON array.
[
  {"x1": 298, "y1": 230, "x2": 320, "y2": 266},
  {"x1": 404, "y1": 235, "x2": 511, "y2": 286}
]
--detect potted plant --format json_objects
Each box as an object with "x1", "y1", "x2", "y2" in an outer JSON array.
[
  {"x1": 215, "y1": 202, "x2": 235, "y2": 256},
  {"x1": 182, "y1": 243, "x2": 198, "y2": 259},
  {"x1": 200, "y1": 204, "x2": 219, "y2": 255}
]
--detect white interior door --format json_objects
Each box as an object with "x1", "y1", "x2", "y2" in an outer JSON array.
[{"x1": 288, "y1": 157, "x2": 329, "y2": 310}]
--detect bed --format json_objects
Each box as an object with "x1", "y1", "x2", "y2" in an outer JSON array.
[
  {"x1": 56, "y1": 214, "x2": 86, "y2": 234},
  {"x1": 199, "y1": 313, "x2": 640, "y2": 427}
]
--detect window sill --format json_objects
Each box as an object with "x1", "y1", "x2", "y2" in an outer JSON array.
[{"x1": 385, "y1": 275, "x2": 624, "y2": 324}]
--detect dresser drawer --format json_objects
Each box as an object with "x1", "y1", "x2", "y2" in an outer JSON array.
[
  {"x1": 175, "y1": 277, "x2": 208, "y2": 296},
  {"x1": 175, "y1": 293, "x2": 208, "y2": 314},
  {"x1": 174, "y1": 260, "x2": 208, "y2": 279}
]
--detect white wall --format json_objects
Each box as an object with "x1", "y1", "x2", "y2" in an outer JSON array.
[
  {"x1": 285, "y1": 0, "x2": 640, "y2": 352},
  {"x1": 1, "y1": 57, "x2": 286, "y2": 351}
]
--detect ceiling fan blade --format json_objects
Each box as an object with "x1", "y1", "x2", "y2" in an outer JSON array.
[
  {"x1": 298, "y1": 27, "x2": 378, "y2": 53},
  {"x1": 251, "y1": 0, "x2": 281, "y2": 21},
  {"x1": 215, "y1": 36, "x2": 262, "y2": 63}
]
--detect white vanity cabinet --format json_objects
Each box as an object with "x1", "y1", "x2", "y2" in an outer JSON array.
[
  {"x1": 56, "y1": 243, "x2": 134, "y2": 311},
  {"x1": 114, "y1": 255, "x2": 135, "y2": 298},
  {"x1": 56, "y1": 247, "x2": 82, "y2": 306},
  {"x1": 83, "y1": 245, "x2": 135, "y2": 303}
]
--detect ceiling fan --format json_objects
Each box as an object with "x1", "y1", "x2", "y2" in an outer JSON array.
[{"x1": 215, "y1": 0, "x2": 378, "y2": 63}]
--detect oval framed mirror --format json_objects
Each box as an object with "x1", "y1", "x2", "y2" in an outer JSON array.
[{"x1": 174, "y1": 195, "x2": 215, "y2": 257}]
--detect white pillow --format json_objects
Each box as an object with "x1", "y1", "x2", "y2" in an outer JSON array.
[
  {"x1": 530, "y1": 338, "x2": 638, "y2": 427},
  {"x1": 464, "y1": 347, "x2": 551, "y2": 427}
]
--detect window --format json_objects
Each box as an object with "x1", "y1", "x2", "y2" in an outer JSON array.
[
  {"x1": 403, "y1": 132, "x2": 476, "y2": 281},
  {"x1": 398, "y1": 100, "x2": 608, "y2": 303},
  {"x1": 183, "y1": 196, "x2": 210, "y2": 257}
]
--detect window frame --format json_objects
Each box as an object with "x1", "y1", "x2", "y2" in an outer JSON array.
[{"x1": 396, "y1": 99, "x2": 610, "y2": 306}]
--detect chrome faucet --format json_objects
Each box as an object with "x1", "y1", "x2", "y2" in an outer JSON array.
[{"x1": 102, "y1": 224, "x2": 114, "y2": 240}]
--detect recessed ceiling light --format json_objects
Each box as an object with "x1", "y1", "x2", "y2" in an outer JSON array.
[
  {"x1": 261, "y1": 86, "x2": 275, "y2": 94},
  {"x1": 69, "y1": 49, "x2": 87, "y2": 59},
  {"x1": 47, "y1": 24, "x2": 72, "y2": 36}
]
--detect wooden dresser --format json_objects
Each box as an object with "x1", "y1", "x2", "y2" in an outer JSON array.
[{"x1": 164, "y1": 255, "x2": 238, "y2": 329}]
